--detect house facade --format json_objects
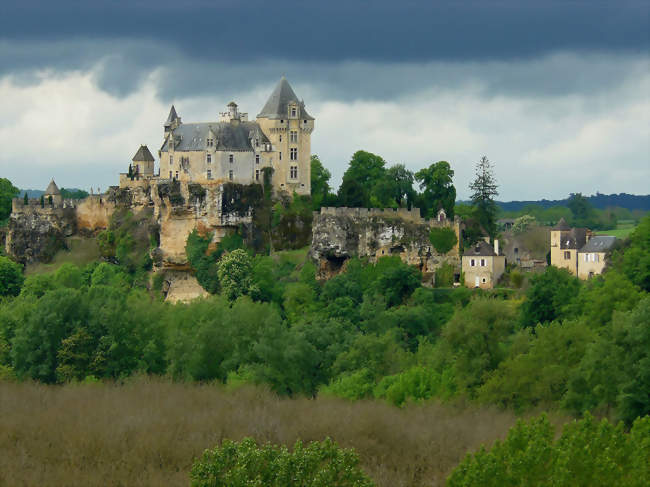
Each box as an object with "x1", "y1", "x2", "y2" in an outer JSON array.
[
  {"x1": 462, "y1": 240, "x2": 506, "y2": 289},
  {"x1": 577, "y1": 236, "x2": 617, "y2": 279}
]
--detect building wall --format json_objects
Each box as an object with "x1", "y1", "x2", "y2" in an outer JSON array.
[
  {"x1": 550, "y1": 229, "x2": 578, "y2": 275},
  {"x1": 462, "y1": 255, "x2": 505, "y2": 289},
  {"x1": 256, "y1": 113, "x2": 313, "y2": 196},
  {"x1": 577, "y1": 251, "x2": 607, "y2": 279}
]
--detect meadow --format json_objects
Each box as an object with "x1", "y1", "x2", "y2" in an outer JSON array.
[{"x1": 0, "y1": 377, "x2": 534, "y2": 487}]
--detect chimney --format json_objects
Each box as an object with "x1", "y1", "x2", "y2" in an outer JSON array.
[{"x1": 494, "y1": 239, "x2": 499, "y2": 255}]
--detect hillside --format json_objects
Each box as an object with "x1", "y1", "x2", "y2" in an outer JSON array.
[{"x1": 496, "y1": 192, "x2": 650, "y2": 211}]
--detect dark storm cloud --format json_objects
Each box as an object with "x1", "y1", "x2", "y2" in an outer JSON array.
[{"x1": 2, "y1": 0, "x2": 648, "y2": 63}]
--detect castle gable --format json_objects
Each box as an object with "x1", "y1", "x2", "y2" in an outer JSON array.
[{"x1": 257, "y1": 77, "x2": 314, "y2": 120}]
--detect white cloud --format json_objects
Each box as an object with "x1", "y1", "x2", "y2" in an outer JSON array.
[{"x1": 0, "y1": 54, "x2": 648, "y2": 200}]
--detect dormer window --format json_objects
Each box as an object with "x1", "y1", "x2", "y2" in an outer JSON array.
[
  {"x1": 207, "y1": 138, "x2": 214, "y2": 147},
  {"x1": 255, "y1": 154, "x2": 260, "y2": 164},
  {"x1": 291, "y1": 107, "x2": 297, "y2": 117}
]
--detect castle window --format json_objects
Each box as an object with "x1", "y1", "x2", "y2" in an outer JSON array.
[
  {"x1": 279, "y1": 134, "x2": 282, "y2": 142},
  {"x1": 291, "y1": 107, "x2": 297, "y2": 117},
  {"x1": 229, "y1": 170, "x2": 233, "y2": 181},
  {"x1": 255, "y1": 139, "x2": 259, "y2": 147},
  {"x1": 175, "y1": 171, "x2": 179, "y2": 180},
  {"x1": 280, "y1": 119, "x2": 284, "y2": 123},
  {"x1": 290, "y1": 130, "x2": 297, "y2": 143},
  {"x1": 564, "y1": 251, "x2": 571, "y2": 260},
  {"x1": 303, "y1": 120, "x2": 307, "y2": 124},
  {"x1": 470, "y1": 259, "x2": 476, "y2": 267},
  {"x1": 290, "y1": 166, "x2": 298, "y2": 179},
  {"x1": 207, "y1": 138, "x2": 213, "y2": 147},
  {"x1": 255, "y1": 169, "x2": 260, "y2": 181},
  {"x1": 256, "y1": 154, "x2": 260, "y2": 164},
  {"x1": 279, "y1": 152, "x2": 282, "y2": 161},
  {"x1": 207, "y1": 154, "x2": 212, "y2": 164},
  {"x1": 229, "y1": 154, "x2": 234, "y2": 163},
  {"x1": 480, "y1": 259, "x2": 486, "y2": 266},
  {"x1": 207, "y1": 169, "x2": 212, "y2": 180},
  {"x1": 290, "y1": 148, "x2": 298, "y2": 161},
  {"x1": 169, "y1": 171, "x2": 172, "y2": 179},
  {"x1": 170, "y1": 155, "x2": 173, "y2": 165}
]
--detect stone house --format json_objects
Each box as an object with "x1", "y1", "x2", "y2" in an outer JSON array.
[
  {"x1": 577, "y1": 235, "x2": 617, "y2": 279},
  {"x1": 462, "y1": 240, "x2": 506, "y2": 289},
  {"x1": 549, "y1": 218, "x2": 590, "y2": 276}
]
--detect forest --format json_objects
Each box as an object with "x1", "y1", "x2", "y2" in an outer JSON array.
[{"x1": 0, "y1": 156, "x2": 648, "y2": 485}]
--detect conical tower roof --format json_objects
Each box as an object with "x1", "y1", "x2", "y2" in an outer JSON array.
[
  {"x1": 132, "y1": 145, "x2": 155, "y2": 162},
  {"x1": 553, "y1": 217, "x2": 571, "y2": 231},
  {"x1": 165, "y1": 105, "x2": 179, "y2": 124},
  {"x1": 44, "y1": 179, "x2": 60, "y2": 195},
  {"x1": 257, "y1": 77, "x2": 313, "y2": 120}
]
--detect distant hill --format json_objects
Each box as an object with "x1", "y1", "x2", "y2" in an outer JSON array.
[
  {"x1": 495, "y1": 193, "x2": 650, "y2": 212},
  {"x1": 19, "y1": 188, "x2": 89, "y2": 200}
]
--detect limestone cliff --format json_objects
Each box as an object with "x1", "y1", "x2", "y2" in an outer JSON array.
[{"x1": 310, "y1": 207, "x2": 461, "y2": 284}]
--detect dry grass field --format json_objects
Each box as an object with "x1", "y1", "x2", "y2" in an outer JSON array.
[{"x1": 0, "y1": 377, "x2": 554, "y2": 487}]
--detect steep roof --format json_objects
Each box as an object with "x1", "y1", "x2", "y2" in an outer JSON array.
[
  {"x1": 553, "y1": 217, "x2": 571, "y2": 231},
  {"x1": 165, "y1": 105, "x2": 179, "y2": 125},
  {"x1": 132, "y1": 145, "x2": 155, "y2": 162},
  {"x1": 463, "y1": 240, "x2": 497, "y2": 257},
  {"x1": 44, "y1": 179, "x2": 60, "y2": 195},
  {"x1": 161, "y1": 121, "x2": 270, "y2": 152},
  {"x1": 580, "y1": 236, "x2": 617, "y2": 253},
  {"x1": 257, "y1": 77, "x2": 314, "y2": 120},
  {"x1": 560, "y1": 228, "x2": 588, "y2": 249}
]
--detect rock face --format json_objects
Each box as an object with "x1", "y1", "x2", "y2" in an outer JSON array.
[
  {"x1": 6, "y1": 204, "x2": 77, "y2": 264},
  {"x1": 310, "y1": 207, "x2": 461, "y2": 284}
]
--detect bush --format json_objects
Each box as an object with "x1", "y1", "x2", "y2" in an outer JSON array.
[
  {"x1": 429, "y1": 227, "x2": 458, "y2": 254},
  {"x1": 0, "y1": 256, "x2": 24, "y2": 297},
  {"x1": 447, "y1": 413, "x2": 650, "y2": 487},
  {"x1": 190, "y1": 437, "x2": 376, "y2": 487}
]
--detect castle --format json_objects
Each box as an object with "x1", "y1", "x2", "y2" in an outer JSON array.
[{"x1": 121, "y1": 76, "x2": 314, "y2": 196}]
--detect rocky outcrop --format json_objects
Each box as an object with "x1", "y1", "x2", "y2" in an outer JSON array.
[
  {"x1": 6, "y1": 205, "x2": 76, "y2": 264},
  {"x1": 310, "y1": 207, "x2": 461, "y2": 283}
]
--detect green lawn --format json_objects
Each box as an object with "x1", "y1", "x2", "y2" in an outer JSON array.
[
  {"x1": 595, "y1": 221, "x2": 637, "y2": 239},
  {"x1": 26, "y1": 236, "x2": 101, "y2": 275}
]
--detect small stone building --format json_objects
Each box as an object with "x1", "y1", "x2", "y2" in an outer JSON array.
[
  {"x1": 550, "y1": 218, "x2": 590, "y2": 276},
  {"x1": 577, "y1": 235, "x2": 617, "y2": 279},
  {"x1": 462, "y1": 240, "x2": 506, "y2": 289}
]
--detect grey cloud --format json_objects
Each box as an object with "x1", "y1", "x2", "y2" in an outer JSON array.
[{"x1": 1, "y1": 1, "x2": 647, "y2": 64}]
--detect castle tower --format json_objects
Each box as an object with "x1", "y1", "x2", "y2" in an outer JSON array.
[
  {"x1": 44, "y1": 179, "x2": 62, "y2": 206},
  {"x1": 256, "y1": 77, "x2": 314, "y2": 195},
  {"x1": 164, "y1": 105, "x2": 181, "y2": 133},
  {"x1": 132, "y1": 145, "x2": 155, "y2": 177}
]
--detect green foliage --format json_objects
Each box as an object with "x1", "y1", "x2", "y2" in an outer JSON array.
[
  {"x1": 610, "y1": 214, "x2": 650, "y2": 292},
  {"x1": 429, "y1": 227, "x2": 458, "y2": 254},
  {"x1": 512, "y1": 214, "x2": 536, "y2": 234},
  {"x1": 0, "y1": 256, "x2": 24, "y2": 297},
  {"x1": 217, "y1": 249, "x2": 257, "y2": 301},
  {"x1": 310, "y1": 154, "x2": 336, "y2": 210},
  {"x1": 520, "y1": 266, "x2": 580, "y2": 328},
  {"x1": 434, "y1": 262, "x2": 455, "y2": 287},
  {"x1": 0, "y1": 178, "x2": 19, "y2": 222},
  {"x1": 338, "y1": 150, "x2": 387, "y2": 208},
  {"x1": 469, "y1": 156, "x2": 499, "y2": 238},
  {"x1": 185, "y1": 230, "x2": 221, "y2": 294},
  {"x1": 190, "y1": 437, "x2": 375, "y2": 487},
  {"x1": 415, "y1": 161, "x2": 456, "y2": 218},
  {"x1": 447, "y1": 413, "x2": 650, "y2": 487},
  {"x1": 60, "y1": 188, "x2": 89, "y2": 199}
]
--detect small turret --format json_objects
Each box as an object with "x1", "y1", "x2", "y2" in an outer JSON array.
[
  {"x1": 131, "y1": 145, "x2": 155, "y2": 177},
  {"x1": 44, "y1": 179, "x2": 62, "y2": 206},
  {"x1": 164, "y1": 105, "x2": 181, "y2": 133}
]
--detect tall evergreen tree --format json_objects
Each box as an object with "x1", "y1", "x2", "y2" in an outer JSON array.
[{"x1": 469, "y1": 156, "x2": 499, "y2": 237}]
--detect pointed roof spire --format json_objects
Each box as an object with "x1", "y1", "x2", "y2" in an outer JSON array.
[
  {"x1": 553, "y1": 217, "x2": 571, "y2": 231},
  {"x1": 132, "y1": 145, "x2": 155, "y2": 162},
  {"x1": 257, "y1": 77, "x2": 314, "y2": 120},
  {"x1": 44, "y1": 179, "x2": 60, "y2": 196},
  {"x1": 166, "y1": 105, "x2": 179, "y2": 124}
]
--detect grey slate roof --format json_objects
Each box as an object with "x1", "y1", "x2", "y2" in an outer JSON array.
[
  {"x1": 44, "y1": 179, "x2": 60, "y2": 195},
  {"x1": 165, "y1": 105, "x2": 179, "y2": 125},
  {"x1": 464, "y1": 240, "x2": 497, "y2": 257},
  {"x1": 257, "y1": 77, "x2": 314, "y2": 120},
  {"x1": 553, "y1": 217, "x2": 571, "y2": 231},
  {"x1": 580, "y1": 236, "x2": 617, "y2": 253},
  {"x1": 132, "y1": 145, "x2": 155, "y2": 162},
  {"x1": 161, "y1": 121, "x2": 270, "y2": 152},
  {"x1": 560, "y1": 228, "x2": 588, "y2": 250}
]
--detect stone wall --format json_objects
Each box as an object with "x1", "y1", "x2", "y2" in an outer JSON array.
[{"x1": 310, "y1": 207, "x2": 461, "y2": 283}]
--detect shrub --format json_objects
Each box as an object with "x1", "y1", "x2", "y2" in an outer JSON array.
[
  {"x1": 190, "y1": 437, "x2": 376, "y2": 487},
  {"x1": 447, "y1": 413, "x2": 650, "y2": 487},
  {"x1": 0, "y1": 256, "x2": 24, "y2": 297},
  {"x1": 429, "y1": 227, "x2": 458, "y2": 254}
]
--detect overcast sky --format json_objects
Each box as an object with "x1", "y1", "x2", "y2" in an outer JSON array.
[{"x1": 0, "y1": 0, "x2": 648, "y2": 200}]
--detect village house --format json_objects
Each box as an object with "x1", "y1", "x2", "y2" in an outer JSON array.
[
  {"x1": 462, "y1": 239, "x2": 505, "y2": 289},
  {"x1": 577, "y1": 235, "x2": 617, "y2": 279}
]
